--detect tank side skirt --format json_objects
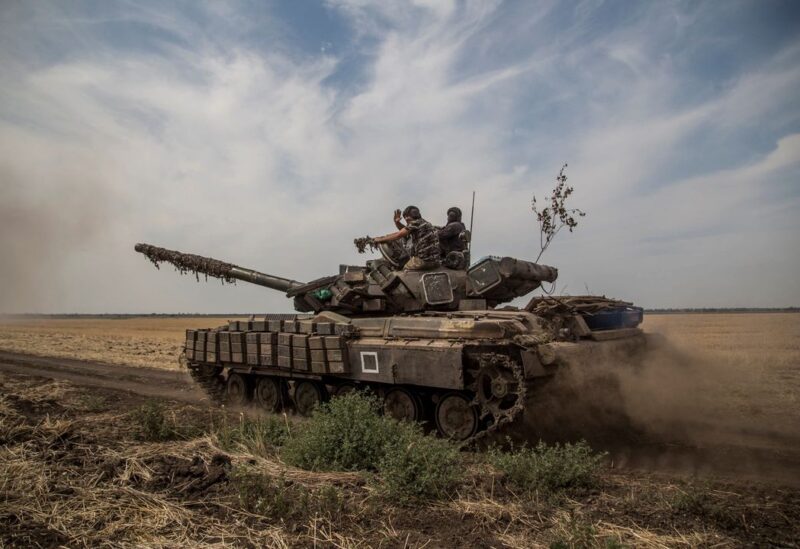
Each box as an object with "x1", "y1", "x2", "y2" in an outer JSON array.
[
  {"x1": 190, "y1": 333, "x2": 646, "y2": 388},
  {"x1": 193, "y1": 361, "x2": 465, "y2": 392},
  {"x1": 221, "y1": 363, "x2": 323, "y2": 381},
  {"x1": 186, "y1": 328, "x2": 647, "y2": 444}
]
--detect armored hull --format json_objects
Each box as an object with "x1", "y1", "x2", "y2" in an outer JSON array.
[{"x1": 184, "y1": 303, "x2": 646, "y2": 442}]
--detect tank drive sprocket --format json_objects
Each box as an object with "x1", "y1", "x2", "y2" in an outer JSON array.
[{"x1": 467, "y1": 352, "x2": 527, "y2": 444}]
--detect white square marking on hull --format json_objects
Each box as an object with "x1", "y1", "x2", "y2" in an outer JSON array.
[{"x1": 361, "y1": 352, "x2": 379, "y2": 373}]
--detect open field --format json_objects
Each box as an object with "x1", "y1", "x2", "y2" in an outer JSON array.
[
  {"x1": 0, "y1": 317, "x2": 247, "y2": 370},
  {"x1": 1, "y1": 372, "x2": 798, "y2": 548},
  {"x1": 1, "y1": 313, "x2": 799, "y2": 546},
  {"x1": 636, "y1": 314, "x2": 800, "y2": 461}
]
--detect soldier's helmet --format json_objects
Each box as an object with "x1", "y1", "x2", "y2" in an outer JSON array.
[{"x1": 447, "y1": 207, "x2": 462, "y2": 221}]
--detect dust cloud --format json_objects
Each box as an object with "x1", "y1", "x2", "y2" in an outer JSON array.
[
  {"x1": 0, "y1": 166, "x2": 111, "y2": 313},
  {"x1": 521, "y1": 334, "x2": 800, "y2": 483}
]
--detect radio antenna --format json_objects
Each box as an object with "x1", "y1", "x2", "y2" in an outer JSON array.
[{"x1": 468, "y1": 190, "x2": 475, "y2": 255}]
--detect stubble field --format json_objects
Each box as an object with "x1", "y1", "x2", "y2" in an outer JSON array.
[
  {"x1": 0, "y1": 313, "x2": 799, "y2": 547},
  {"x1": 0, "y1": 317, "x2": 246, "y2": 370}
]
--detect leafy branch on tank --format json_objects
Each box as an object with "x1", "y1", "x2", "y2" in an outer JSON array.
[
  {"x1": 531, "y1": 163, "x2": 586, "y2": 263},
  {"x1": 134, "y1": 243, "x2": 238, "y2": 284},
  {"x1": 353, "y1": 236, "x2": 378, "y2": 254}
]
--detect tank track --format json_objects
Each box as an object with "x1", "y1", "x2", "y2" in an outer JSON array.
[
  {"x1": 468, "y1": 352, "x2": 527, "y2": 445},
  {"x1": 184, "y1": 350, "x2": 528, "y2": 444},
  {"x1": 184, "y1": 354, "x2": 225, "y2": 404}
]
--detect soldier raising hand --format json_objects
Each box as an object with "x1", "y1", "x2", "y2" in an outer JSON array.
[{"x1": 373, "y1": 206, "x2": 441, "y2": 271}]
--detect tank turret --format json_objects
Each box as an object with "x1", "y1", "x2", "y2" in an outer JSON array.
[{"x1": 134, "y1": 243, "x2": 558, "y2": 315}]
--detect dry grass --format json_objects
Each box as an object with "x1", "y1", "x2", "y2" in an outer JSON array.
[
  {"x1": 1, "y1": 373, "x2": 798, "y2": 548},
  {"x1": 0, "y1": 375, "x2": 362, "y2": 547},
  {"x1": 0, "y1": 317, "x2": 245, "y2": 370},
  {"x1": 1, "y1": 313, "x2": 799, "y2": 546}
]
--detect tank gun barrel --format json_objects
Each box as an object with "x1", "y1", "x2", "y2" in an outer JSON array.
[{"x1": 134, "y1": 243, "x2": 303, "y2": 293}]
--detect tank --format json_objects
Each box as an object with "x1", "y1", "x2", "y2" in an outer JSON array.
[{"x1": 135, "y1": 242, "x2": 647, "y2": 442}]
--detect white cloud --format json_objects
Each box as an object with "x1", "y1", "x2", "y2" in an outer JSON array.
[{"x1": 0, "y1": 1, "x2": 798, "y2": 312}]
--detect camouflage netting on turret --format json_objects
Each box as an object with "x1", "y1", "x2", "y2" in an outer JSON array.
[{"x1": 525, "y1": 295, "x2": 633, "y2": 316}]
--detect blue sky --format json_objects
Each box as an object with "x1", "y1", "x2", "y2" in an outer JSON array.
[{"x1": 1, "y1": 0, "x2": 799, "y2": 313}]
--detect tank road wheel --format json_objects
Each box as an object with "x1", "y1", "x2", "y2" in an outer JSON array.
[
  {"x1": 225, "y1": 373, "x2": 250, "y2": 406},
  {"x1": 294, "y1": 381, "x2": 327, "y2": 417},
  {"x1": 332, "y1": 383, "x2": 358, "y2": 398},
  {"x1": 254, "y1": 377, "x2": 286, "y2": 413},
  {"x1": 435, "y1": 392, "x2": 479, "y2": 441},
  {"x1": 383, "y1": 387, "x2": 423, "y2": 422}
]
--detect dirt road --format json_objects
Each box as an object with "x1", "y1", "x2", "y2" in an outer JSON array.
[{"x1": 0, "y1": 350, "x2": 202, "y2": 403}]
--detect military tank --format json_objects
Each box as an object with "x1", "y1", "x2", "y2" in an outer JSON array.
[{"x1": 135, "y1": 242, "x2": 646, "y2": 442}]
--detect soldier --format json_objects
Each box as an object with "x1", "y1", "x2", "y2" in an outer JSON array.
[
  {"x1": 438, "y1": 206, "x2": 466, "y2": 256},
  {"x1": 373, "y1": 205, "x2": 441, "y2": 270}
]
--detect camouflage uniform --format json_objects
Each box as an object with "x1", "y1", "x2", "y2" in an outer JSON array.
[
  {"x1": 438, "y1": 220, "x2": 466, "y2": 255},
  {"x1": 405, "y1": 218, "x2": 441, "y2": 270}
]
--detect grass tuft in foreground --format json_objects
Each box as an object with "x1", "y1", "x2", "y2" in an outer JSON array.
[
  {"x1": 130, "y1": 400, "x2": 200, "y2": 441},
  {"x1": 547, "y1": 511, "x2": 626, "y2": 549},
  {"x1": 378, "y1": 427, "x2": 462, "y2": 503},
  {"x1": 230, "y1": 465, "x2": 346, "y2": 521},
  {"x1": 213, "y1": 413, "x2": 290, "y2": 457},
  {"x1": 489, "y1": 439, "x2": 607, "y2": 495}
]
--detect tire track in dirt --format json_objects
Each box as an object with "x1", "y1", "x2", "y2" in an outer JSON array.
[{"x1": 0, "y1": 351, "x2": 205, "y2": 404}]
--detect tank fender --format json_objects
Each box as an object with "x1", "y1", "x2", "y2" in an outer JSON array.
[
  {"x1": 538, "y1": 335, "x2": 647, "y2": 367},
  {"x1": 520, "y1": 348, "x2": 548, "y2": 378}
]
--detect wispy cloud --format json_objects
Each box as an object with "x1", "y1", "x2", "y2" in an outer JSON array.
[{"x1": 0, "y1": 0, "x2": 798, "y2": 312}]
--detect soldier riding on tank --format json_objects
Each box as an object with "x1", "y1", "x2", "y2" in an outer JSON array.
[
  {"x1": 438, "y1": 207, "x2": 466, "y2": 255},
  {"x1": 372, "y1": 205, "x2": 440, "y2": 271},
  {"x1": 438, "y1": 206, "x2": 469, "y2": 269}
]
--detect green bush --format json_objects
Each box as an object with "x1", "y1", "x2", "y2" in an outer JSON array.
[
  {"x1": 378, "y1": 427, "x2": 462, "y2": 503},
  {"x1": 489, "y1": 440, "x2": 606, "y2": 495},
  {"x1": 213, "y1": 414, "x2": 290, "y2": 457},
  {"x1": 281, "y1": 392, "x2": 401, "y2": 471},
  {"x1": 281, "y1": 392, "x2": 462, "y2": 502}
]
